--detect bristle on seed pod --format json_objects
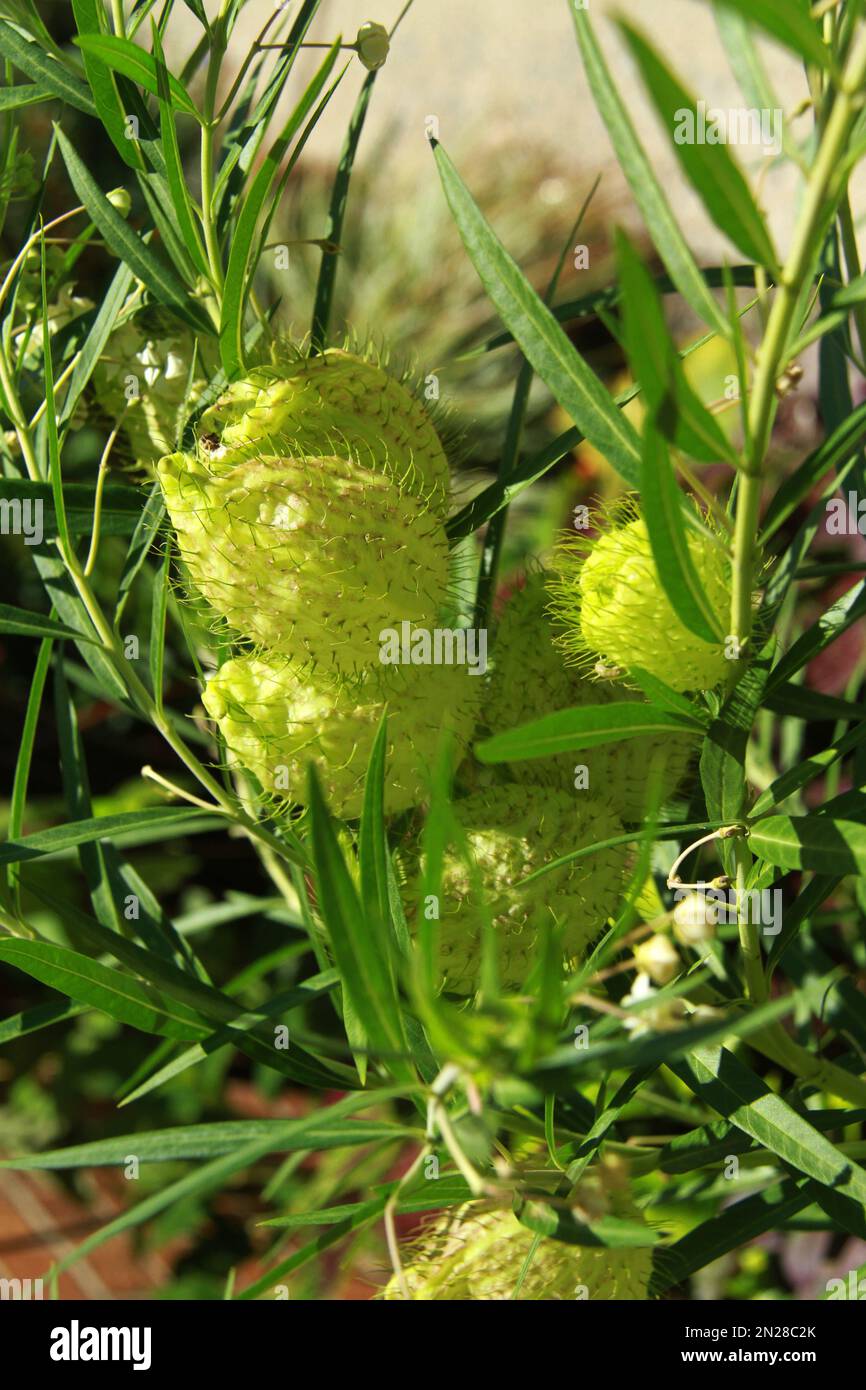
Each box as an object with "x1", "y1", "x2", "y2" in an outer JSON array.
[
  {"x1": 381, "y1": 1193, "x2": 653, "y2": 1300},
  {"x1": 158, "y1": 449, "x2": 450, "y2": 675},
  {"x1": 409, "y1": 784, "x2": 627, "y2": 993},
  {"x1": 202, "y1": 652, "x2": 481, "y2": 818},
  {"x1": 486, "y1": 574, "x2": 697, "y2": 818},
  {"x1": 549, "y1": 503, "x2": 733, "y2": 694},
  {"x1": 197, "y1": 348, "x2": 450, "y2": 512}
]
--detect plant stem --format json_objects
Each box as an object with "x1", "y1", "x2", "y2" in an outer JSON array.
[
  {"x1": 730, "y1": 25, "x2": 866, "y2": 653},
  {"x1": 734, "y1": 836, "x2": 766, "y2": 1003}
]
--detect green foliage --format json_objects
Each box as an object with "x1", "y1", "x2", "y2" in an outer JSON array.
[{"x1": 2, "y1": 0, "x2": 866, "y2": 1305}]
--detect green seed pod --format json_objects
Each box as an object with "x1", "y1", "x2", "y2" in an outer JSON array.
[
  {"x1": 382, "y1": 1195, "x2": 653, "y2": 1300},
  {"x1": 355, "y1": 20, "x2": 390, "y2": 70},
  {"x1": 198, "y1": 349, "x2": 449, "y2": 510},
  {"x1": 412, "y1": 784, "x2": 627, "y2": 993},
  {"x1": 550, "y1": 507, "x2": 732, "y2": 693},
  {"x1": 158, "y1": 449, "x2": 450, "y2": 673},
  {"x1": 201, "y1": 652, "x2": 481, "y2": 818},
  {"x1": 92, "y1": 310, "x2": 217, "y2": 471},
  {"x1": 485, "y1": 574, "x2": 696, "y2": 818}
]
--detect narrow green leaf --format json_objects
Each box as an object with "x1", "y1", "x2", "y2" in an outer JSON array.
[
  {"x1": 0, "y1": 604, "x2": 96, "y2": 643},
  {"x1": 358, "y1": 711, "x2": 391, "y2": 938},
  {"x1": 55, "y1": 127, "x2": 209, "y2": 333},
  {"x1": 767, "y1": 579, "x2": 866, "y2": 689},
  {"x1": 618, "y1": 230, "x2": 738, "y2": 464},
  {"x1": 307, "y1": 767, "x2": 412, "y2": 1081},
  {"x1": 760, "y1": 399, "x2": 866, "y2": 542},
  {"x1": 652, "y1": 1178, "x2": 811, "y2": 1295},
  {"x1": 7, "y1": 637, "x2": 53, "y2": 900},
  {"x1": 52, "y1": 1089, "x2": 411, "y2": 1275},
  {"x1": 748, "y1": 815, "x2": 866, "y2": 877},
  {"x1": 220, "y1": 38, "x2": 341, "y2": 375},
  {"x1": 59, "y1": 258, "x2": 136, "y2": 429},
  {"x1": 0, "y1": 81, "x2": 48, "y2": 110},
  {"x1": 0, "y1": 1115, "x2": 408, "y2": 1170},
  {"x1": 311, "y1": 69, "x2": 375, "y2": 349},
  {"x1": 115, "y1": 480, "x2": 164, "y2": 621},
  {"x1": 712, "y1": 0, "x2": 830, "y2": 69},
  {"x1": 752, "y1": 722, "x2": 866, "y2": 817},
  {"x1": 0, "y1": 19, "x2": 96, "y2": 114},
  {"x1": 148, "y1": 539, "x2": 170, "y2": 712},
  {"x1": 74, "y1": 32, "x2": 199, "y2": 117},
  {"x1": 641, "y1": 422, "x2": 724, "y2": 642},
  {"x1": 569, "y1": 4, "x2": 730, "y2": 338},
  {"x1": 72, "y1": 0, "x2": 144, "y2": 172},
  {"x1": 672, "y1": 1044, "x2": 866, "y2": 1205},
  {"x1": 40, "y1": 234, "x2": 69, "y2": 553},
  {"x1": 627, "y1": 667, "x2": 705, "y2": 721},
  {"x1": 0, "y1": 939, "x2": 210, "y2": 1040},
  {"x1": 476, "y1": 701, "x2": 703, "y2": 766},
  {"x1": 0, "y1": 807, "x2": 213, "y2": 866},
  {"x1": 150, "y1": 20, "x2": 209, "y2": 278},
  {"x1": 0, "y1": 997, "x2": 88, "y2": 1045},
  {"x1": 619, "y1": 22, "x2": 777, "y2": 270},
  {"x1": 432, "y1": 141, "x2": 642, "y2": 487}
]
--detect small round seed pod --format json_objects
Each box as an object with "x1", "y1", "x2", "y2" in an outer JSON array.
[
  {"x1": 381, "y1": 1194, "x2": 653, "y2": 1300},
  {"x1": 485, "y1": 574, "x2": 696, "y2": 818},
  {"x1": 158, "y1": 449, "x2": 450, "y2": 674},
  {"x1": 355, "y1": 21, "x2": 390, "y2": 70},
  {"x1": 549, "y1": 506, "x2": 732, "y2": 693},
  {"x1": 201, "y1": 653, "x2": 481, "y2": 818},
  {"x1": 410, "y1": 783, "x2": 627, "y2": 993},
  {"x1": 198, "y1": 349, "x2": 449, "y2": 512}
]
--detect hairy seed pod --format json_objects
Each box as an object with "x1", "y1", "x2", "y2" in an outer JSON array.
[
  {"x1": 411, "y1": 784, "x2": 627, "y2": 993},
  {"x1": 549, "y1": 508, "x2": 732, "y2": 693},
  {"x1": 198, "y1": 349, "x2": 449, "y2": 511},
  {"x1": 92, "y1": 310, "x2": 217, "y2": 471},
  {"x1": 485, "y1": 575, "x2": 696, "y2": 817},
  {"x1": 381, "y1": 1197, "x2": 653, "y2": 1300},
  {"x1": 202, "y1": 652, "x2": 481, "y2": 818},
  {"x1": 158, "y1": 449, "x2": 450, "y2": 674}
]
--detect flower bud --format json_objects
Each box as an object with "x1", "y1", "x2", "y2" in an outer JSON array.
[
  {"x1": 356, "y1": 21, "x2": 389, "y2": 70},
  {"x1": 106, "y1": 187, "x2": 132, "y2": 217},
  {"x1": 673, "y1": 891, "x2": 718, "y2": 946},
  {"x1": 623, "y1": 972, "x2": 688, "y2": 1032},
  {"x1": 633, "y1": 933, "x2": 680, "y2": 985}
]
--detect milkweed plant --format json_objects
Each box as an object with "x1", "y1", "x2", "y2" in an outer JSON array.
[{"x1": 1, "y1": 0, "x2": 866, "y2": 1303}]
